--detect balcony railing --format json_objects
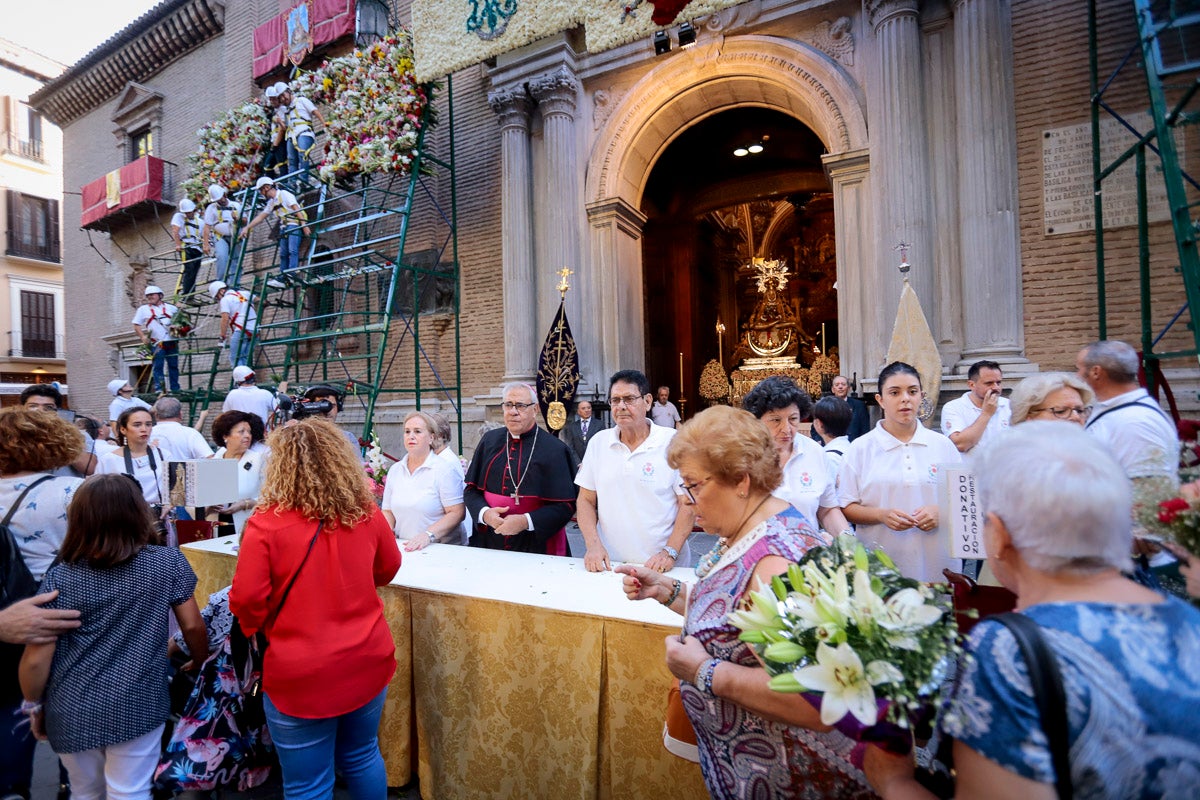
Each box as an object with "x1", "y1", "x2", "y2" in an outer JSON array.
[
  {"x1": 1, "y1": 133, "x2": 45, "y2": 162},
  {"x1": 7, "y1": 332, "x2": 65, "y2": 360},
  {"x1": 80, "y1": 155, "x2": 178, "y2": 231},
  {"x1": 5, "y1": 230, "x2": 60, "y2": 262}
]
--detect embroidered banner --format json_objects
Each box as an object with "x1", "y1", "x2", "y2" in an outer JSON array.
[
  {"x1": 412, "y1": 0, "x2": 745, "y2": 82},
  {"x1": 252, "y1": 0, "x2": 356, "y2": 79}
]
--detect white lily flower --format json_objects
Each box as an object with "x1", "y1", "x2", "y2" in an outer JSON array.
[
  {"x1": 879, "y1": 588, "x2": 944, "y2": 632},
  {"x1": 727, "y1": 589, "x2": 783, "y2": 635},
  {"x1": 792, "y1": 642, "x2": 879, "y2": 726},
  {"x1": 848, "y1": 568, "x2": 886, "y2": 628}
]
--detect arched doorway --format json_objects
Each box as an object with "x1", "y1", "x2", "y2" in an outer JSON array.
[
  {"x1": 584, "y1": 34, "x2": 870, "y2": 410},
  {"x1": 640, "y1": 108, "x2": 837, "y2": 407}
]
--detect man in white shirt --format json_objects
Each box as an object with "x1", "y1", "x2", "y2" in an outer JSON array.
[
  {"x1": 239, "y1": 176, "x2": 310, "y2": 281},
  {"x1": 940, "y1": 360, "x2": 1011, "y2": 455},
  {"x1": 201, "y1": 184, "x2": 241, "y2": 282},
  {"x1": 171, "y1": 198, "x2": 204, "y2": 296},
  {"x1": 149, "y1": 396, "x2": 214, "y2": 461},
  {"x1": 209, "y1": 280, "x2": 257, "y2": 368},
  {"x1": 222, "y1": 366, "x2": 278, "y2": 427},
  {"x1": 131, "y1": 285, "x2": 180, "y2": 393},
  {"x1": 1078, "y1": 340, "x2": 1178, "y2": 483},
  {"x1": 650, "y1": 385, "x2": 681, "y2": 428},
  {"x1": 576, "y1": 370, "x2": 694, "y2": 572},
  {"x1": 106, "y1": 379, "x2": 150, "y2": 428},
  {"x1": 275, "y1": 82, "x2": 326, "y2": 177}
]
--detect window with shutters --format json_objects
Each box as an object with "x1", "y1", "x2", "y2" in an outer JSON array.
[
  {"x1": 130, "y1": 127, "x2": 153, "y2": 161},
  {"x1": 0, "y1": 98, "x2": 45, "y2": 162},
  {"x1": 19, "y1": 290, "x2": 56, "y2": 358},
  {"x1": 5, "y1": 190, "x2": 60, "y2": 262}
]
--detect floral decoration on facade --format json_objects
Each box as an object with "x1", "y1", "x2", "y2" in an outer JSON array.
[
  {"x1": 180, "y1": 103, "x2": 270, "y2": 203},
  {"x1": 729, "y1": 534, "x2": 959, "y2": 754},
  {"x1": 294, "y1": 33, "x2": 430, "y2": 184}
]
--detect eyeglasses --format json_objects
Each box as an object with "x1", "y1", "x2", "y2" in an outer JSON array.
[
  {"x1": 609, "y1": 395, "x2": 645, "y2": 407},
  {"x1": 501, "y1": 401, "x2": 536, "y2": 411},
  {"x1": 1030, "y1": 405, "x2": 1092, "y2": 420},
  {"x1": 679, "y1": 476, "x2": 714, "y2": 504}
]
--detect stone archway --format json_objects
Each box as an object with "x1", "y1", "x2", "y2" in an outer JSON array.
[{"x1": 584, "y1": 34, "x2": 871, "y2": 382}]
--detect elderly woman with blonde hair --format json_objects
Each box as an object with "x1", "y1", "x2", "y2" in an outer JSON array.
[
  {"x1": 1008, "y1": 372, "x2": 1094, "y2": 425},
  {"x1": 381, "y1": 410, "x2": 465, "y2": 550},
  {"x1": 617, "y1": 405, "x2": 873, "y2": 800},
  {"x1": 230, "y1": 418, "x2": 401, "y2": 800}
]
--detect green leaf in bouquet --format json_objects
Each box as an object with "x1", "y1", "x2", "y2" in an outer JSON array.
[
  {"x1": 854, "y1": 543, "x2": 870, "y2": 572},
  {"x1": 875, "y1": 549, "x2": 897, "y2": 570}
]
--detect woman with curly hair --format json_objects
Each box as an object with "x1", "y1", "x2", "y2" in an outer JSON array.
[
  {"x1": 0, "y1": 409, "x2": 85, "y2": 800},
  {"x1": 229, "y1": 418, "x2": 401, "y2": 800},
  {"x1": 209, "y1": 410, "x2": 268, "y2": 536}
]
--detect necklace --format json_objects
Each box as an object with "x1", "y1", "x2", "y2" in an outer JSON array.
[
  {"x1": 693, "y1": 493, "x2": 773, "y2": 579},
  {"x1": 504, "y1": 427, "x2": 538, "y2": 503}
]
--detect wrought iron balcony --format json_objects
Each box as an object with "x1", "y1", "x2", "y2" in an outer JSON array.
[
  {"x1": 6, "y1": 332, "x2": 65, "y2": 360},
  {"x1": 5, "y1": 230, "x2": 60, "y2": 262},
  {"x1": 80, "y1": 155, "x2": 178, "y2": 232},
  {"x1": 0, "y1": 133, "x2": 45, "y2": 162}
]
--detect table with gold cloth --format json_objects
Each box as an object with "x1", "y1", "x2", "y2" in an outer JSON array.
[{"x1": 182, "y1": 537, "x2": 709, "y2": 799}]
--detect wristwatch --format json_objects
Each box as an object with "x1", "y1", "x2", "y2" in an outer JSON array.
[{"x1": 662, "y1": 545, "x2": 679, "y2": 560}]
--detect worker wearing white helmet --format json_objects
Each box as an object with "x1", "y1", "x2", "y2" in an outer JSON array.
[
  {"x1": 240, "y1": 177, "x2": 310, "y2": 283},
  {"x1": 201, "y1": 183, "x2": 242, "y2": 283},
  {"x1": 171, "y1": 198, "x2": 204, "y2": 296},
  {"x1": 273, "y1": 81, "x2": 326, "y2": 177},
  {"x1": 131, "y1": 285, "x2": 181, "y2": 393},
  {"x1": 208, "y1": 280, "x2": 258, "y2": 368},
  {"x1": 106, "y1": 378, "x2": 150, "y2": 429},
  {"x1": 261, "y1": 85, "x2": 288, "y2": 178}
]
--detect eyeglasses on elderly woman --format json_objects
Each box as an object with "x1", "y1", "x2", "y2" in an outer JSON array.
[{"x1": 1029, "y1": 404, "x2": 1091, "y2": 420}]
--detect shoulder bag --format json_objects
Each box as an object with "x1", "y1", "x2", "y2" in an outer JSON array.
[{"x1": 0, "y1": 475, "x2": 56, "y2": 608}]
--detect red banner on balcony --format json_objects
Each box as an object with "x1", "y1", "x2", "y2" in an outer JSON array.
[
  {"x1": 253, "y1": 0, "x2": 357, "y2": 79},
  {"x1": 81, "y1": 156, "x2": 165, "y2": 229}
]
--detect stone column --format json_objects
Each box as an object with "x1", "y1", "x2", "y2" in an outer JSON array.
[
  {"x1": 530, "y1": 66, "x2": 592, "y2": 384},
  {"x1": 586, "y1": 198, "x2": 648, "y2": 378},
  {"x1": 866, "y1": 0, "x2": 937, "y2": 368},
  {"x1": 823, "y1": 149, "x2": 875, "y2": 387},
  {"x1": 487, "y1": 88, "x2": 537, "y2": 382},
  {"x1": 953, "y1": 0, "x2": 1027, "y2": 366}
]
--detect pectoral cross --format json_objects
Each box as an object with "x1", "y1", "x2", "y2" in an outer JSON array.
[{"x1": 512, "y1": 491, "x2": 520, "y2": 503}]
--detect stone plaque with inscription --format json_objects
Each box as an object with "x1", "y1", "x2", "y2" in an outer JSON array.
[{"x1": 1042, "y1": 112, "x2": 1174, "y2": 236}]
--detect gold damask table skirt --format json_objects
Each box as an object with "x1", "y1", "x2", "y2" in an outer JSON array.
[{"x1": 183, "y1": 540, "x2": 707, "y2": 799}]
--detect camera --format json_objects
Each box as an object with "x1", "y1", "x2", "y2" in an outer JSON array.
[
  {"x1": 274, "y1": 384, "x2": 344, "y2": 422},
  {"x1": 291, "y1": 398, "x2": 333, "y2": 420}
]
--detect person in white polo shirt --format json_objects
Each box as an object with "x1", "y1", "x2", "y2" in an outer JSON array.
[
  {"x1": 576, "y1": 370, "x2": 694, "y2": 572},
  {"x1": 221, "y1": 366, "x2": 278, "y2": 428},
  {"x1": 940, "y1": 359, "x2": 1011, "y2": 456}
]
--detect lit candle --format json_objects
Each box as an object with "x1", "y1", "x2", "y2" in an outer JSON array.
[
  {"x1": 821, "y1": 322, "x2": 826, "y2": 355},
  {"x1": 678, "y1": 352, "x2": 684, "y2": 395}
]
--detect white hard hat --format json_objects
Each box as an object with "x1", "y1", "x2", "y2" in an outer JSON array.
[
  {"x1": 273, "y1": 81, "x2": 290, "y2": 95},
  {"x1": 264, "y1": 85, "x2": 280, "y2": 99},
  {"x1": 232, "y1": 366, "x2": 255, "y2": 383},
  {"x1": 208, "y1": 184, "x2": 226, "y2": 201},
  {"x1": 107, "y1": 378, "x2": 129, "y2": 396},
  {"x1": 144, "y1": 285, "x2": 164, "y2": 296},
  {"x1": 208, "y1": 280, "x2": 227, "y2": 299},
  {"x1": 254, "y1": 176, "x2": 275, "y2": 191},
  {"x1": 178, "y1": 198, "x2": 196, "y2": 213}
]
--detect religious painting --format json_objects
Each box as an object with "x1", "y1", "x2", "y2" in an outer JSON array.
[{"x1": 286, "y1": 2, "x2": 313, "y2": 67}]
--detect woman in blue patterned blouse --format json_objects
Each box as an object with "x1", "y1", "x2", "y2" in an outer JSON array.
[{"x1": 865, "y1": 422, "x2": 1200, "y2": 800}]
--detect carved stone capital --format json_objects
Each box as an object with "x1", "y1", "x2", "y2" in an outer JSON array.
[
  {"x1": 487, "y1": 88, "x2": 532, "y2": 131},
  {"x1": 865, "y1": 0, "x2": 919, "y2": 30},
  {"x1": 810, "y1": 16, "x2": 855, "y2": 66},
  {"x1": 529, "y1": 65, "x2": 579, "y2": 119}
]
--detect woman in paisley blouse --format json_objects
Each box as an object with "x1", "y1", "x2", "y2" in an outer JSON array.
[
  {"x1": 864, "y1": 422, "x2": 1200, "y2": 800},
  {"x1": 617, "y1": 405, "x2": 875, "y2": 800}
]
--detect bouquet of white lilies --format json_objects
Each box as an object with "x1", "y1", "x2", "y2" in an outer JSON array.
[{"x1": 729, "y1": 534, "x2": 960, "y2": 752}]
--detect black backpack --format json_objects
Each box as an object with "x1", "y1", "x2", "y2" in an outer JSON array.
[{"x1": 0, "y1": 475, "x2": 55, "y2": 609}]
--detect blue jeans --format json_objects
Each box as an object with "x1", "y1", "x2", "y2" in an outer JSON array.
[
  {"x1": 264, "y1": 687, "x2": 388, "y2": 800},
  {"x1": 228, "y1": 327, "x2": 251, "y2": 368},
  {"x1": 0, "y1": 696, "x2": 36, "y2": 798},
  {"x1": 214, "y1": 235, "x2": 231, "y2": 282},
  {"x1": 279, "y1": 227, "x2": 303, "y2": 274},
  {"x1": 287, "y1": 133, "x2": 316, "y2": 176},
  {"x1": 152, "y1": 340, "x2": 180, "y2": 392}
]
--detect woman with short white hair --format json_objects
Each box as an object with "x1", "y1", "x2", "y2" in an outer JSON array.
[
  {"x1": 864, "y1": 422, "x2": 1200, "y2": 799},
  {"x1": 1008, "y1": 372, "x2": 1094, "y2": 425}
]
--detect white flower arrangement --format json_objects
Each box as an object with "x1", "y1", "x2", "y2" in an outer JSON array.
[
  {"x1": 729, "y1": 534, "x2": 960, "y2": 751},
  {"x1": 364, "y1": 432, "x2": 394, "y2": 498}
]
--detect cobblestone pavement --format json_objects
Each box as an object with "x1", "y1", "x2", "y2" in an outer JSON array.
[{"x1": 30, "y1": 524, "x2": 716, "y2": 799}]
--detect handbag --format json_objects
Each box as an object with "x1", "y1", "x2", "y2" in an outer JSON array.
[
  {"x1": 663, "y1": 680, "x2": 700, "y2": 762},
  {"x1": 0, "y1": 475, "x2": 55, "y2": 609},
  {"x1": 942, "y1": 568, "x2": 1017, "y2": 635},
  {"x1": 915, "y1": 612, "x2": 1074, "y2": 799}
]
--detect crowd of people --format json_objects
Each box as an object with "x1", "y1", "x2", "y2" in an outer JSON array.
[{"x1": 2, "y1": 339, "x2": 1199, "y2": 799}]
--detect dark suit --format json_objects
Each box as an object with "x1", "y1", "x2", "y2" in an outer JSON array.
[
  {"x1": 560, "y1": 416, "x2": 608, "y2": 462},
  {"x1": 846, "y1": 396, "x2": 870, "y2": 441}
]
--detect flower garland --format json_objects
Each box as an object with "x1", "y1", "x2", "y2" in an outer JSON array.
[
  {"x1": 179, "y1": 103, "x2": 271, "y2": 202},
  {"x1": 294, "y1": 33, "x2": 430, "y2": 184}
]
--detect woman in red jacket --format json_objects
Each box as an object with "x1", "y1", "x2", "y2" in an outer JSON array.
[{"x1": 230, "y1": 418, "x2": 401, "y2": 799}]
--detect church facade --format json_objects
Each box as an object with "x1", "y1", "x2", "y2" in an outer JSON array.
[{"x1": 32, "y1": 0, "x2": 1195, "y2": 449}]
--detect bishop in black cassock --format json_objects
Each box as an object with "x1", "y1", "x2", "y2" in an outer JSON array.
[{"x1": 464, "y1": 385, "x2": 578, "y2": 556}]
